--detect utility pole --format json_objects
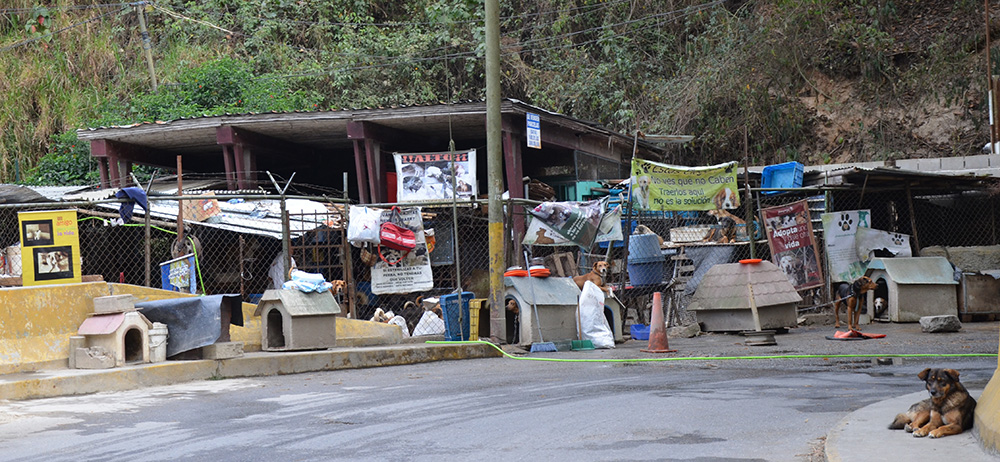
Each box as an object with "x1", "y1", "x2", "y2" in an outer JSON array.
[
  {"x1": 136, "y1": 2, "x2": 158, "y2": 92},
  {"x1": 485, "y1": 0, "x2": 505, "y2": 342}
]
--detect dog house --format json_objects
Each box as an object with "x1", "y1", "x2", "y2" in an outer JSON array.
[
  {"x1": 255, "y1": 289, "x2": 341, "y2": 351},
  {"x1": 75, "y1": 295, "x2": 152, "y2": 368},
  {"x1": 864, "y1": 256, "x2": 958, "y2": 322},
  {"x1": 687, "y1": 260, "x2": 801, "y2": 332},
  {"x1": 504, "y1": 276, "x2": 623, "y2": 346}
]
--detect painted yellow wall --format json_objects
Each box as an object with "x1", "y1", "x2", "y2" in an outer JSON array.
[
  {"x1": 0, "y1": 282, "x2": 111, "y2": 373},
  {"x1": 974, "y1": 326, "x2": 1000, "y2": 453},
  {"x1": 0, "y1": 283, "x2": 401, "y2": 374}
]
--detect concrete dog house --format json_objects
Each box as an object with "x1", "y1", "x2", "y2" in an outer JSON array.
[
  {"x1": 75, "y1": 295, "x2": 152, "y2": 368},
  {"x1": 255, "y1": 289, "x2": 341, "y2": 351},
  {"x1": 865, "y1": 256, "x2": 958, "y2": 322}
]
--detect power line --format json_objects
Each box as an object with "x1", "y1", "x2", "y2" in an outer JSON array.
[
  {"x1": 154, "y1": 0, "x2": 721, "y2": 83},
  {"x1": 0, "y1": 7, "x2": 127, "y2": 53},
  {"x1": 0, "y1": 3, "x2": 135, "y2": 14},
  {"x1": 248, "y1": 0, "x2": 630, "y2": 28}
]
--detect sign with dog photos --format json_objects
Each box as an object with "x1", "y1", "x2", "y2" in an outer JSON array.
[
  {"x1": 18, "y1": 209, "x2": 81, "y2": 286},
  {"x1": 821, "y1": 210, "x2": 871, "y2": 283},
  {"x1": 527, "y1": 199, "x2": 604, "y2": 249},
  {"x1": 394, "y1": 150, "x2": 477, "y2": 202},
  {"x1": 371, "y1": 206, "x2": 433, "y2": 294},
  {"x1": 523, "y1": 201, "x2": 622, "y2": 246},
  {"x1": 761, "y1": 200, "x2": 823, "y2": 290},
  {"x1": 630, "y1": 159, "x2": 740, "y2": 211}
]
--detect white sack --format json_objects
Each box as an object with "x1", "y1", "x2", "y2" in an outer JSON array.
[{"x1": 578, "y1": 281, "x2": 614, "y2": 349}]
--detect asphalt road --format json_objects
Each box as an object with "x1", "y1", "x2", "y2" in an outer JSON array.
[{"x1": 0, "y1": 347, "x2": 994, "y2": 462}]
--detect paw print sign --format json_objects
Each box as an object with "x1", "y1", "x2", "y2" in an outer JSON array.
[{"x1": 838, "y1": 213, "x2": 853, "y2": 232}]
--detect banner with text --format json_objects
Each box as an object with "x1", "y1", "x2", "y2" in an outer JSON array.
[
  {"x1": 371, "y1": 206, "x2": 433, "y2": 294},
  {"x1": 761, "y1": 200, "x2": 823, "y2": 290},
  {"x1": 394, "y1": 150, "x2": 477, "y2": 202},
  {"x1": 630, "y1": 159, "x2": 740, "y2": 211}
]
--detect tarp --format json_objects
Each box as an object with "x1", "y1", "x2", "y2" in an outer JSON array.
[{"x1": 136, "y1": 294, "x2": 243, "y2": 357}]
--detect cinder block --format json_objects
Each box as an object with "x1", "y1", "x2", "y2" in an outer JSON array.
[
  {"x1": 940, "y1": 156, "x2": 966, "y2": 170},
  {"x1": 201, "y1": 342, "x2": 244, "y2": 360},
  {"x1": 966, "y1": 155, "x2": 991, "y2": 169},
  {"x1": 68, "y1": 336, "x2": 86, "y2": 369},
  {"x1": 74, "y1": 347, "x2": 115, "y2": 369},
  {"x1": 93, "y1": 295, "x2": 136, "y2": 314}
]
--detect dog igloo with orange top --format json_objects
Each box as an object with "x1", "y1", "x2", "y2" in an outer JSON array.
[{"x1": 687, "y1": 259, "x2": 801, "y2": 332}]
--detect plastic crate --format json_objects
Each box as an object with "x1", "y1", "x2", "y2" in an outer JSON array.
[
  {"x1": 761, "y1": 161, "x2": 804, "y2": 194},
  {"x1": 630, "y1": 324, "x2": 650, "y2": 340},
  {"x1": 440, "y1": 291, "x2": 475, "y2": 341}
]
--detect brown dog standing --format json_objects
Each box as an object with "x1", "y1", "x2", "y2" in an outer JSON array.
[
  {"x1": 833, "y1": 276, "x2": 877, "y2": 331},
  {"x1": 574, "y1": 261, "x2": 609, "y2": 292},
  {"x1": 889, "y1": 368, "x2": 976, "y2": 438}
]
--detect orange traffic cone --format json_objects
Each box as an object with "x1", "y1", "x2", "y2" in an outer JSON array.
[{"x1": 641, "y1": 292, "x2": 676, "y2": 353}]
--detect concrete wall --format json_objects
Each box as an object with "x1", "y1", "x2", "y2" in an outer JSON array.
[
  {"x1": 0, "y1": 282, "x2": 407, "y2": 374},
  {"x1": 0, "y1": 282, "x2": 411, "y2": 374},
  {"x1": 0, "y1": 282, "x2": 111, "y2": 374},
  {"x1": 975, "y1": 325, "x2": 1000, "y2": 454}
]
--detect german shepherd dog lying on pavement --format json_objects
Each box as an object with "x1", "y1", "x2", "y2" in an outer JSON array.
[{"x1": 888, "y1": 368, "x2": 977, "y2": 438}]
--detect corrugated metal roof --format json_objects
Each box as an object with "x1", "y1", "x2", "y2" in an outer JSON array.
[
  {"x1": 255, "y1": 288, "x2": 341, "y2": 316},
  {"x1": 689, "y1": 261, "x2": 802, "y2": 311},
  {"x1": 89, "y1": 196, "x2": 335, "y2": 240},
  {"x1": 866, "y1": 257, "x2": 958, "y2": 285}
]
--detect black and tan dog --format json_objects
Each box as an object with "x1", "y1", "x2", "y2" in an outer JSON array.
[
  {"x1": 889, "y1": 368, "x2": 977, "y2": 438},
  {"x1": 833, "y1": 276, "x2": 878, "y2": 331}
]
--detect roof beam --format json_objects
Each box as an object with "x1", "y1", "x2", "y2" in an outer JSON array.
[
  {"x1": 89, "y1": 139, "x2": 176, "y2": 167},
  {"x1": 501, "y1": 114, "x2": 628, "y2": 162},
  {"x1": 216, "y1": 126, "x2": 310, "y2": 155}
]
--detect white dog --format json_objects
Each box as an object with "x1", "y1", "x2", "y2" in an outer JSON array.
[{"x1": 634, "y1": 175, "x2": 651, "y2": 209}]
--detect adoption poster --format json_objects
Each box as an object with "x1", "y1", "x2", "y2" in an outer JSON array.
[
  {"x1": 527, "y1": 199, "x2": 604, "y2": 248},
  {"x1": 371, "y1": 206, "x2": 433, "y2": 294},
  {"x1": 820, "y1": 210, "x2": 871, "y2": 283},
  {"x1": 18, "y1": 209, "x2": 81, "y2": 286},
  {"x1": 394, "y1": 150, "x2": 476, "y2": 202},
  {"x1": 630, "y1": 159, "x2": 740, "y2": 211},
  {"x1": 761, "y1": 200, "x2": 823, "y2": 290},
  {"x1": 523, "y1": 201, "x2": 622, "y2": 246}
]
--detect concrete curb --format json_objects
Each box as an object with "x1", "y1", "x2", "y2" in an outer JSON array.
[
  {"x1": 825, "y1": 390, "x2": 991, "y2": 462},
  {"x1": 0, "y1": 342, "x2": 500, "y2": 401}
]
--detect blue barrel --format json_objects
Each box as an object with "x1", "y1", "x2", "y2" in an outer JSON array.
[{"x1": 627, "y1": 233, "x2": 664, "y2": 286}]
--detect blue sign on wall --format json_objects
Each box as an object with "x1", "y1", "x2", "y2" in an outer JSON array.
[
  {"x1": 160, "y1": 253, "x2": 197, "y2": 293},
  {"x1": 526, "y1": 112, "x2": 541, "y2": 149}
]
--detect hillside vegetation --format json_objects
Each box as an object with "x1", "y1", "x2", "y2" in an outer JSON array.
[{"x1": 0, "y1": 0, "x2": 993, "y2": 184}]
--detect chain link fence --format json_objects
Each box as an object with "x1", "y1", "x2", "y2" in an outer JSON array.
[
  {"x1": 3, "y1": 176, "x2": 997, "y2": 344},
  {"x1": 510, "y1": 180, "x2": 1000, "y2": 338}
]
